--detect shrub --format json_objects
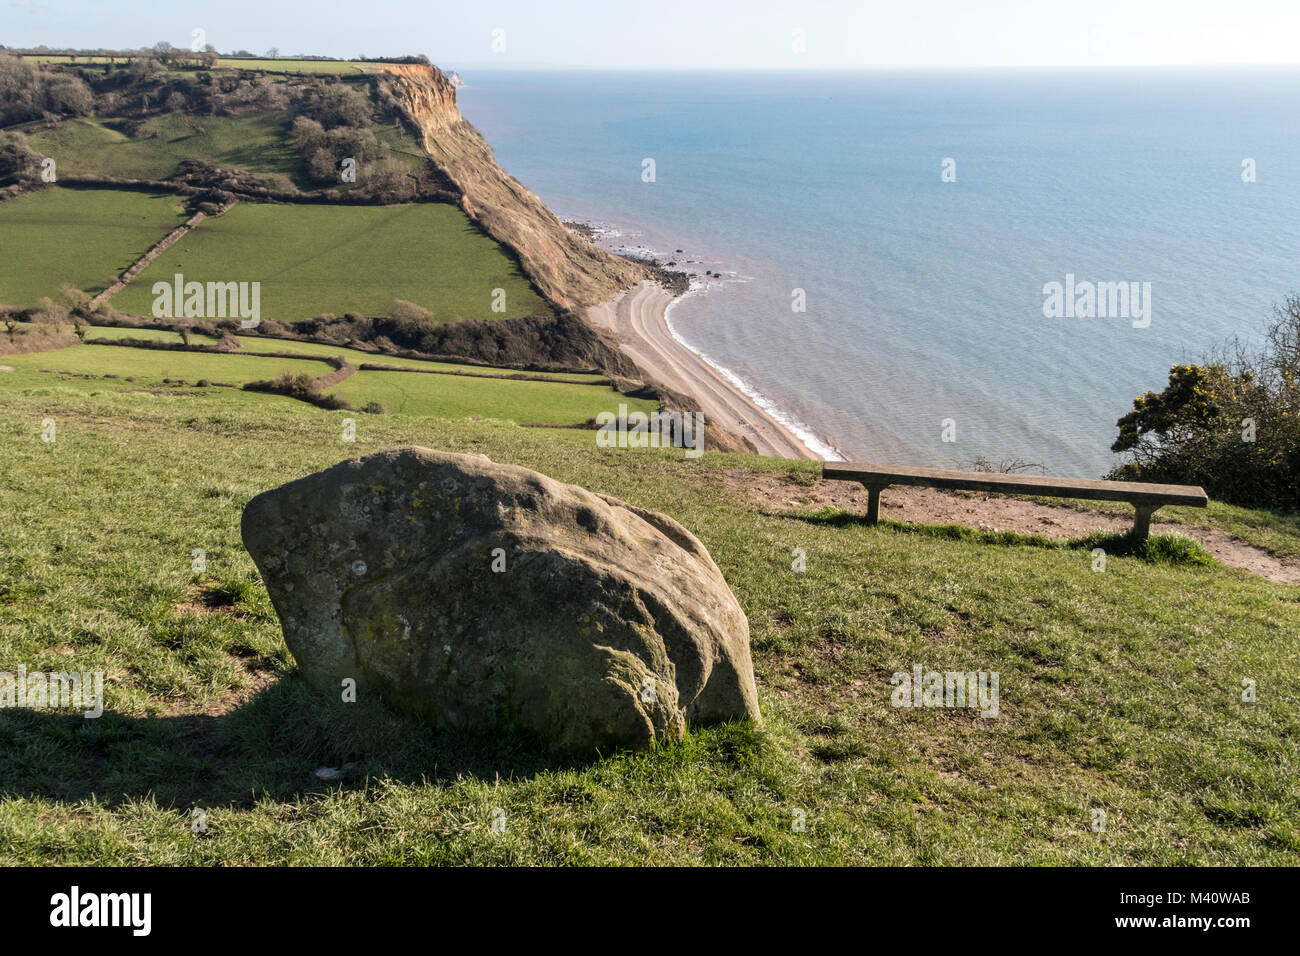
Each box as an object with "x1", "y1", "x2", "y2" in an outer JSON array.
[
  {"x1": 1108, "y1": 296, "x2": 1300, "y2": 509},
  {"x1": 243, "y1": 371, "x2": 353, "y2": 410},
  {"x1": 295, "y1": 82, "x2": 373, "y2": 130},
  {"x1": 292, "y1": 115, "x2": 384, "y2": 185},
  {"x1": 0, "y1": 54, "x2": 92, "y2": 123},
  {"x1": 0, "y1": 130, "x2": 40, "y2": 184}
]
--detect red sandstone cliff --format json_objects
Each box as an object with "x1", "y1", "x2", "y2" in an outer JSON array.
[{"x1": 377, "y1": 64, "x2": 647, "y2": 311}]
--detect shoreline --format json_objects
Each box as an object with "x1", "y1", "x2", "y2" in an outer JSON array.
[{"x1": 586, "y1": 280, "x2": 821, "y2": 460}]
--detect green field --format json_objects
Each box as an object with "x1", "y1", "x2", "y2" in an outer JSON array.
[
  {"x1": 233, "y1": 335, "x2": 609, "y2": 381},
  {"x1": 212, "y1": 58, "x2": 374, "y2": 74},
  {"x1": 3, "y1": 341, "x2": 644, "y2": 424},
  {"x1": 26, "y1": 113, "x2": 301, "y2": 186},
  {"x1": 0, "y1": 379, "x2": 1296, "y2": 865},
  {"x1": 109, "y1": 202, "x2": 547, "y2": 322},
  {"x1": 0, "y1": 188, "x2": 188, "y2": 306},
  {"x1": 86, "y1": 326, "x2": 220, "y2": 346},
  {"x1": 2, "y1": 344, "x2": 331, "y2": 385},
  {"x1": 330, "y1": 369, "x2": 653, "y2": 423},
  {"x1": 20, "y1": 55, "x2": 373, "y2": 74}
]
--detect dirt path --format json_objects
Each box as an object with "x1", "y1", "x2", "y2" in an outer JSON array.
[
  {"x1": 723, "y1": 470, "x2": 1300, "y2": 585},
  {"x1": 586, "y1": 281, "x2": 818, "y2": 460}
]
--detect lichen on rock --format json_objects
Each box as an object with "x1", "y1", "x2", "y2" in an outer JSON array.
[{"x1": 241, "y1": 446, "x2": 762, "y2": 754}]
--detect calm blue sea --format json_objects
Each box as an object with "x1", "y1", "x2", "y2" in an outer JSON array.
[{"x1": 457, "y1": 69, "x2": 1300, "y2": 474}]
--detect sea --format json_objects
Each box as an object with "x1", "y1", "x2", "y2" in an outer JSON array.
[{"x1": 457, "y1": 68, "x2": 1300, "y2": 474}]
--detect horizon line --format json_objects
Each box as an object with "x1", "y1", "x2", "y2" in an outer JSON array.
[{"x1": 444, "y1": 61, "x2": 1300, "y2": 72}]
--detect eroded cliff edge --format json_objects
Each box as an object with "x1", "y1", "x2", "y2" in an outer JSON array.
[
  {"x1": 377, "y1": 64, "x2": 646, "y2": 311},
  {"x1": 376, "y1": 64, "x2": 755, "y2": 454}
]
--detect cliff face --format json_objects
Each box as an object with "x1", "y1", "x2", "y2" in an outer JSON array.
[{"x1": 378, "y1": 64, "x2": 647, "y2": 311}]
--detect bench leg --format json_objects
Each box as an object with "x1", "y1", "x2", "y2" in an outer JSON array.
[
  {"x1": 864, "y1": 484, "x2": 889, "y2": 524},
  {"x1": 1131, "y1": 504, "x2": 1160, "y2": 542}
]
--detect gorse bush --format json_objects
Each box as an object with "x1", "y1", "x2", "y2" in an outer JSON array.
[{"x1": 1109, "y1": 296, "x2": 1300, "y2": 509}]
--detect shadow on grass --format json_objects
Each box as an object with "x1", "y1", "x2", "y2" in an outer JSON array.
[
  {"x1": 783, "y1": 506, "x2": 1216, "y2": 566},
  {"x1": 0, "y1": 675, "x2": 603, "y2": 809}
]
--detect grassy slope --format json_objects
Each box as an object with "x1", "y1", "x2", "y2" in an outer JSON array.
[
  {"x1": 329, "y1": 369, "x2": 654, "y2": 422},
  {"x1": 108, "y1": 202, "x2": 547, "y2": 322},
  {"x1": 26, "y1": 112, "x2": 301, "y2": 187},
  {"x1": 230, "y1": 335, "x2": 609, "y2": 381},
  {"x1": 0, "y1": 382, "x2": 1295, "y2": 865},
  {"x1": 0, "y1": 188, "x2": 188, "y2": 306},
  {"x1": 1019, "y1": 494, "x2": 1300, "y2": 560},
  {"x1": 86, "y1": 327, "x2": 220, "y2": 346},
  {"x1": 26, "y1": 111, "x2": 421, "y2": 192},
  {"x1": 3, "y1": 345, "x2": 652, "y2": 424},
  {"x1": 2, "y1": 345, "x2": 331, "y2": 384}
]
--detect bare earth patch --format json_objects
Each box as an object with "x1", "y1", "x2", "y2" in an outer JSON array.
[
  {"x1": 723, "y1": 470, "x2": 1300, "y2": 585},
  {"x1": 173, "y1": 584, "x2": 252, "y2": 619}
]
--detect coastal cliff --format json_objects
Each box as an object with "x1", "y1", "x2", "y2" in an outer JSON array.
[
  {"x1": 376, "y1": 64, "x2": 757, "y2": 454},
  {"x1": 377, "y1": 64, "x2": 647, "y2": 311}
]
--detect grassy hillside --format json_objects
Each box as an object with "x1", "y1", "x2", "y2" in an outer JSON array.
[
  {"x1": 2, "y1": 344, "x2": 333, "y2": 384},
  {"x1": 0, "y1": 188, "x2": 188, "y2": 306},
  {"x1": 226, "y1": 335, "x2": 609, "y2": 380},
  {"x1": 25, "y1": 112, "x2": 300, "y2": 185},
  {"x1": 325, "y1": 369, "x2": 654, "y2": 422},
  {"x1": 108, "y1": 201, "x2": 548, "y2": 322},
  {"x1": 2, "y1": 341, "x2": 652, "y2": 425},
  {"x1": 25, "y1": 111, "x2": 424, "y2": 191},
  {"x1": 0, "y1": 380, "x2": 1295, "y2": 865},
  {"x1": 86, "y1": 326, "x2": 221, "y2": 346}
]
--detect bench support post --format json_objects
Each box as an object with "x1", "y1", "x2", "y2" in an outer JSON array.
[
  {"x1": 863, "y1": 483, "x2": 889, "y2": 524},
  {"x1": 1131, "y1": 504, "x2": 1160, "y2": 542}
]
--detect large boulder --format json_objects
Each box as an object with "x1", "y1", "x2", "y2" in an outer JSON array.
[{"x1": 241, "y1": 446, "x2": 761, "y2": 753}]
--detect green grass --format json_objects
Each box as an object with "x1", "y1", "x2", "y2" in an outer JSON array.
[
  {"x1": 329, "y1": 369, "x2": 655, "y2": 423},
  {"x1": 1, "y1": 345, "x2": 331, "y2": 385},
  {"x1": 1017, "y1": 493, "x2": 1300, "y2": 560},
  {"x1": 0, "y1": 381, "x2": 1296, "y2": 865},
  {"x1": 797, "y1": 506, "x2": 1217, "y2": 567},
  {"x1": 232, "y1": 335, "x2": 609, "y2": 381},
  {"x1": 20, "y1": 56, "x2": 373, "y2": 74},
  {"x1": 0, "y1": 188, "x2": 188, "y2": 306},
  {"x1": 1, "y1": 341, "x2": 646, "y2": 424},
  {"x1": 108, "y1": 203, "x2": 548, "y2": 322},
  {"x1": 211, "y1": 58, "x2": 374, "y2": 74},
  {"x1": 26, "y1": 113, "x2": 301, "y2": 187},
  {"x1": 86, "y1": 327, "x2": 220, "y2": 347}
]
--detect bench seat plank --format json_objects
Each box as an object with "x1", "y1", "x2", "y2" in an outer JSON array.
[{"x1": 823, "y1": 461, "x2": 1208, "y2": 508}]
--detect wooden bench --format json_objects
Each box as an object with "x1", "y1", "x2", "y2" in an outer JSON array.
[{"x1": 822, "y1": 461, "x2": 1208, "y2": 541}]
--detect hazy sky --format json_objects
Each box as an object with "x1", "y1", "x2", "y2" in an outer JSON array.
[{"x1": 7, "y1": 0, "x2": 1300, "y2": 69}]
